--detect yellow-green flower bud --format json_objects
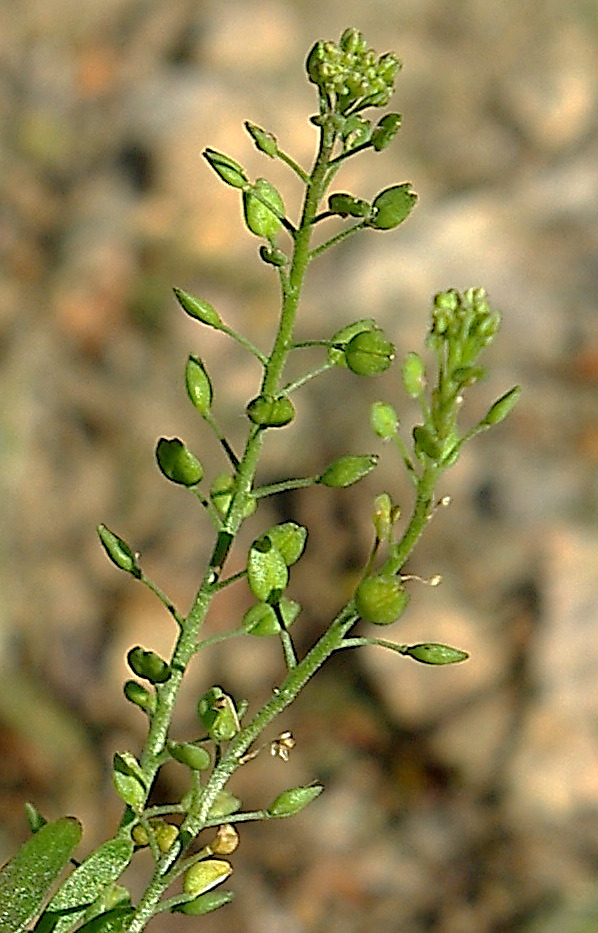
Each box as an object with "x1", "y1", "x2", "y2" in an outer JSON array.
[
  {"x1": 185, "y1": 355, "x2": 213, "y2": 416},
  {"x1": 345, "y1": 328, "x2": 395, "y2": 375},
  {"x1": 368, "y1": 183, "x2": 417, "y2": 230},
  {"x1": 97, "y1": 525, "x2": 140, "y2": 578},
  {"x1": 242, "y1": 596, "x2": 300, "y2": 637},
  {"x1": 156, "y1": 437, "x2": 203, "y2": 486},
  {"x1": 267, "y1": 783, "x2": 323, "y2": 817},
  {"x1": 328, "y1": 193, "x2": 370, "y2": 217},
  {"x1": 266, "y1": 522, "x2": 307, "y2": 566},
  {"x1": 127, "y1": 646, "x2": 171, "y2": 685},
  {"x1": 183, "y1": 859, "x2": 233, "y2": 897},
  {"x1": 202, "y1": 148, "x2": 248, "y2": 188},
  {"x1": 243, "y1": 178, "x2": 285, "y2": 238},
  {"x1": 244, "y1": 121, "x2": 278, "y2": 157},
  {"x1": 174, "y1": 889, "x2": 234, "y2": 916},
  {"x1": 371, "y1": 112, "x2": 402, "y2": 151},
  {"x1": 480, "y1": 386, "x2": 521, "y2": 426},
  {"x1": 405, "y1": 643, "x2": 469, "y2": 665},
  {"x1": 372, "y1": 492, "x2": 393, "y2": 541},
  {"x1": 401, "y1": 351, "x2": 426, "y2": 398},
  {"x1": 412, "y1": 425, "x2": 442, "y2": 461},
  {"x1": 168, "y1": 741, "x2": 211, "y2": 771},
  {"x1": 370, "y1": 401, "x2": 398, "y2": 439},
  {"x1": 246, "y1": 394, "x2": 295, "y2": 428},
  {"x1": 123, "y1": 680, "x2": 156, "y2": 715},
  {"x1": 355, "y1": 575, "x2": 410, "y2": 624},
  {"x1": 172, "y1": 287, "x2": 222, "y2": 328},
  {"x1": 319, "y1": 454, "x2": 378, "y2": 488},
  {"x1": 150, "y1": 821, "x2": 179, "y2": 853}
]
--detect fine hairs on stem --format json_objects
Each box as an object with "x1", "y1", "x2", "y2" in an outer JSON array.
[{"x1": 0, "y1": 27, "x2": 520, "y2": 933}]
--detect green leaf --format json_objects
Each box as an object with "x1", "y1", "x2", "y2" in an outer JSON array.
[
  {"x1": 0, "y1": 816, "x2": 81, "y2": 933},
  {"x1": 44, "y1": 838, "x2": 134, "y2": 932}
]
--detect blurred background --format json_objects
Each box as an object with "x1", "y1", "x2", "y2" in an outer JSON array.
[{"x1": 1, "y1": 1, "x2": 598, "y2": 930}]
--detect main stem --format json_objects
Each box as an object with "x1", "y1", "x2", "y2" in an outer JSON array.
[{"x1": 126, "y1": 122, "x2": 338, "y2": 931}]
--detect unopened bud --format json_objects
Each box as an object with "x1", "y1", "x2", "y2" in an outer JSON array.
[
  {"x1": 480, "y1": 386, "x2": 521, "y2": 426},
  {"x1": 405, "y1": 643, "x2": 469, "y2": 665},
  {"x1": 185, "y1": 356, "x2": 213, "y2": 416},
  {"x1": 319, "y1": 454, "x2": 378, "y2": 488},
  {"x1": 370, "y1": 401, "x2": 398, "y2": 439},
  {"x1": 173, "y1": 288, "x2": 222, "y2": 328},
  {"x1": 244, "y1": 121, "x2": 278, "y2": 158},
  {"x1": 97, "y1": 525, "x2": 140, "y2": 577},
  {"x1": 267, "y1": 783, "x2": 323, "y2": 817},
  {"x1": 401, "y1": 352, "x2": 426, "y2": 398}
]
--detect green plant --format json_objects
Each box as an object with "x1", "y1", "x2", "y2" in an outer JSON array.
[{"x1": 0, "y1": 28, "x2": 520, "y2": 933}]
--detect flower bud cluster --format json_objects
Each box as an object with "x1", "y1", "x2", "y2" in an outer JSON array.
[
  {"x1": 306, "y1": 28, "x2": 400, "y2": 113},
  {"x1": 427, "y1": 288, "x2": 501, "y2": 384}
]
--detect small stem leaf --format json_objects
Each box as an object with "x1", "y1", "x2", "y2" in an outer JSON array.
[{"x1": 0, "y1": 817, "x2": 81, "y2": 933}]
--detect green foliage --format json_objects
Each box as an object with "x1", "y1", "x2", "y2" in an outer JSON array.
[{"x1": 2, "y1": 27, "x2": 519, "y2": 932}]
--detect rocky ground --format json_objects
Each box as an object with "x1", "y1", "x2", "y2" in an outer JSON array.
[{"x1": 1, "y1": 2, "x2": 598, "y2": 931}]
